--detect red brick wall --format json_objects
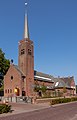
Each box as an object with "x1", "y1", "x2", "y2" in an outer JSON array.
[
  {"x1": 18, "y1": 38, "x2": 34, "y2": 97},
  {"x1": 34, "y1": 79, "x2": 53, "y2": 87},
  {"x1": 4, "y1": 64, "x2": 22, "y2": 97}
]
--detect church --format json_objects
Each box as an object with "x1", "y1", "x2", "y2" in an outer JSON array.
[{"x1": 4, "y1": 5, "x2": 76, "y2": 99}]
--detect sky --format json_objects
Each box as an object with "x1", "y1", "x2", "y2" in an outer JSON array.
[{"x1": 0, "y1": 0, "x2": 77, "y2": 84}]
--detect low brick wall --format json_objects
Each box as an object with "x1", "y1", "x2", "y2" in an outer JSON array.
[
  {"x1": 36, "y1": 97, "x2": 66, "y2": 104},
  {"x1": 36, "y1": 96, "x2": 77, "y2": 104},
  {"x1": 36, "y1": 98, "x2": 53, "y2": 104}
]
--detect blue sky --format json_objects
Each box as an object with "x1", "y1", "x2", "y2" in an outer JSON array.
[{"x1": 0, "y1": 0, "x2": 77, "y2": 84}]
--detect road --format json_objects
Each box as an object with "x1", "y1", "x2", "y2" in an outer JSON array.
[{"x1": 0, "y1": 102, "x2": 77, "y2": 120}]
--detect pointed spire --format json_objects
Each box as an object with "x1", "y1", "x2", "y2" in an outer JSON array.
[{"x1": 24, "y1": 2, "x2": 29, "y2": 39}]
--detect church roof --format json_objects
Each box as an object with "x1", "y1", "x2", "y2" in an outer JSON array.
[
  {"x1": 12, "y1": 65, "x2": 75, "y2": 89},
  {"x1": 34, "y1": 70, "x2": 54, "y2": 83},
  {"x1": 53, "y1": 76, "x2": 75, "y2": 89},
  {"x1": 13, "y1": 65, "x2": 25, "y2": 76}
]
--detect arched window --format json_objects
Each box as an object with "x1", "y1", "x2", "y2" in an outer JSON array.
[
  {"x1": 21, "y1": 49, "x2": 25, "y2": 55},
  {"x1": 28, "y1": 49, "x2": 31, "y2": 55}
]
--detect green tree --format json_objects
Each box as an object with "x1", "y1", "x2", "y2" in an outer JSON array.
[
  {"x1": 0, "y1": 48, "x2": 10, "y2": 90},
  {"x1": 0, "y1": 48, "x2": 10, "y2": 75},
  {"x1": 63, "y1": 86, "x2": 67, "y2": 93},
  {"x1": 34, "y1": 80, "x2": 40, "y2": 92},
  {"x1": 41, "y1": 83, "x2": 47, "y2": 94}
]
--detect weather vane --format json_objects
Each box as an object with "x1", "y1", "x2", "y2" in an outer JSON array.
[
  {"x1": 25, "y1": 0, "x2": 28, "y2": 14},
  {"x1": 25, "y1": 2, "x2": 27, "y2": 6},
  {"x1": 25, "y1": 0, "x2": 28, "y2": 6}
]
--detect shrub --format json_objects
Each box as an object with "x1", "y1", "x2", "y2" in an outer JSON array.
[
  {"x1": 71, "y1": 97, "x2": 77, "y2": 102},
  {"x1": 50, "y1": 97, "x2": 77, "y2": 105},
  {"x1": 0, "y1": 104, "x2": 11, "y2": 114}
]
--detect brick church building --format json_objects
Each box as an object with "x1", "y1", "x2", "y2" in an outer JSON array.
[{"x1": 4, "y1": 6, "x2": 76, "y2": 98}]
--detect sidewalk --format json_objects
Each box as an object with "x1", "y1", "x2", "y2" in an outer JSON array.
[
  {"x1": 0, "y1": 102, "x2": 50, "y2": 117},
  {"x1": 0, "y1": 101, "x2": 77, "y2": 118}
]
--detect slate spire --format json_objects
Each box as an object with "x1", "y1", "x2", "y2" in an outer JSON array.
[{"x1": 24, "y1": 2, "x2": 29, "y2": 39}]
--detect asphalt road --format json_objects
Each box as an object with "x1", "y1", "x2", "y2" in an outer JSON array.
[{"x1": 0, "y1": 102, "x2": 77, "y2": 120}]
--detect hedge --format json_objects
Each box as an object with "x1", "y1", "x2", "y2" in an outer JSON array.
[
  {"x1": 50, "y1": 97, "x2": 77, "y2": 105},
  {"x1": 0, "y1": 104, "x2": 11, "y2": 114}
]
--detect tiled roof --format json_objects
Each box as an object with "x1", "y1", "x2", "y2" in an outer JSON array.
[
  {"x1": 53, "y1": 78, "x2": 65, "y2": 88},
  {"x1": 34, "y1": 70, "x2": 54, "y2": 82},
  {"x1": 53, "y1": 77, "x2": 75, "y2": 88},
  {"x1": 14, "y1": 65, "x2": 25, "y2": 76},
  {"x1": 61, "y1": 77, "x2": 74, "y2": 87},
  {"x1": 34, "y1": 71, "x2": 53, "y2": 78}
]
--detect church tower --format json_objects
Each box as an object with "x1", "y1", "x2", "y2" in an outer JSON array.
[{"x1": 18, "y1": 4, "x2": 34, "y2": 97}]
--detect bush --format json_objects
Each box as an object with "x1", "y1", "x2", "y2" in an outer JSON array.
[
  {"x1": 50, "y1": 97, "x2": 77, "y2": 105},
  {"x1": 0, "y1": 104, "x2": 11, "y2": 114},
  {"x1": 71, "y1": 97, "x2": 77, "y2": 102}
]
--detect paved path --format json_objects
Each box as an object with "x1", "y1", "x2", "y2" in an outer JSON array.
[
  {"x1": 0, "y1": 102, "x2": 50, "y2": 117},
  {"x1": 10, "y1": 102, "x2": 50, "y2": 114},
  {"x1": 0, "y1": 102, "x2": 77, "y2": 120}
]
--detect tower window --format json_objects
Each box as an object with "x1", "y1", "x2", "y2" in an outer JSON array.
[
  {"x1": 28, "y1": 49, "x2": 31, "y2": 55},
  {"x1": 21, "y1": 49, "x2": 25, "y2": 55}
]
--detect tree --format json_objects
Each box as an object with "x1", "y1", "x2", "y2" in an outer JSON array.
[
  {"x1": 0, "y1": 48, "x2": 10, "y2": 75},
  {"x1": 0, "y1": 48, "x2": 10, "y2": 90},
  {"x1": 63, "y1": 86, "x2": 67, "y2": 93},
  {"x1": 34, "y1": 80, "x2": 40, "y2": 92},
  {"x1": 41, "y1": 84, "x2": 47, "y2": 94}
]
